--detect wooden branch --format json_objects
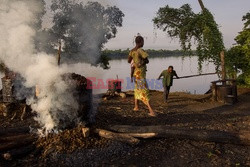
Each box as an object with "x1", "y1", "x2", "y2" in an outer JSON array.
[
  {"x1": 125, "y1": 133, "x2": 157, "y2": 139},
  {"x1": 109, "y1": 125, "x2": 250, "y2": 146},
  {"x1": 95, "y1": 129, "x2": 139, "y2": 145},
  {"x1": 0, "y1": 136, "x2": 36, "y2": 152},
  {"x1": 2, "y1": 145, "x2": 35, "y2": 160},
  {"x1": 57, "y1": 40, "x2": 61, "y2": 66},
  {"x1": 0, "y1": 134, "x2": 33, "y2": 143},
  {"x1": 0, "y1": 127, "x2": 30, "y2": 136},
  {"x1": 174, "y1": 72, "x2": 217, "y2": 79},
  {"x1": 198, "y1": 0, "x2": 205, "y2": 11}
]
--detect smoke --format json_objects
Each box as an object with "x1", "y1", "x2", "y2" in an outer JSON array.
[{"x1": 0, "y1": 0, "x2": 106, "y2": 134}]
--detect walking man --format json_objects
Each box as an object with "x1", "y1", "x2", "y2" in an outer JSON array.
[{"x1": 157, "y1": 66, "x2": 179, "y2": 102}]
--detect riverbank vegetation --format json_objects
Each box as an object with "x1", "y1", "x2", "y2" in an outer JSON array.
[{"x1": 101, "y1": 49, "x2": 187, "y2": 59}]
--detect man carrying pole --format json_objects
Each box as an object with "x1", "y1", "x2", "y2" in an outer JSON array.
[{"x1": 157, "y1": 66, "x2": 179, "y2": 103}]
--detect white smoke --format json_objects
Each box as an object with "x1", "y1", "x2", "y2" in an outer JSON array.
[
  {"x1": 0, "y1": 0, "x2": 122, "y2": 134},
  {"x1": 0, "y1": 0, "x2": 80, "y2": 133}
]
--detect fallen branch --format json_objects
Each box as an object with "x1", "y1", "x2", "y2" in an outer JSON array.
[
  {"x1": 125, "y1": 133, "x2": 157, "y2": 139},
  {"x1": 95, "y1": 129, "x2": 139, "y2": 145},
  {"x1": 0, "y1": 127, "x2": 30, "y2": 136},
  {"x1": 109, "y1": 125, "x2": 250, "y2": 146},
  {"x1": 0, "y1": 136, "x2": 37, "y2": 152},
  {"x1": 2, "y1": 145, "x2": 35, "y2": 160},
  {"x1": 0, "y1": 134, "x2": 33, "y2": 143}
]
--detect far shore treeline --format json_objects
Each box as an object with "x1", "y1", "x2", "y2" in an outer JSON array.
[{"x1": 101, "y1": 49, "x2": 191, "y2": 60}]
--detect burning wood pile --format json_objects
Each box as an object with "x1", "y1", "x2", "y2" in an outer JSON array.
[{"x1": 0, "y1": 73, "x2": 99, "y2": 160}]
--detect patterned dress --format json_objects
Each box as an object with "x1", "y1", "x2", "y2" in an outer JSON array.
[{"x1": 129, "y1": 48, "x2": 150, "y2": 103}]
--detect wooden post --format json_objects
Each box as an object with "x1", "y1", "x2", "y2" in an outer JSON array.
[
  {"x1": 231, "y1": 80, "x2": 238, "y2": 102},
  {"x1": 211, "y1": 82, "x2": 217, "y2": 101},
  {"x1": 220, "y1": 51, "x2": 226, "y2": 86},
  {"x1": 57, "y1": 40, "x2": 61, "y2": 66}
]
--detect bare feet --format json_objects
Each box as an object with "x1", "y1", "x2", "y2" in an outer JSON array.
[
  {"x1": 148, "y1": 112, "x2": 157, "y2": 117},
  {"x1": 133, "y1": 108, "x2": 139, "y2": 111}
]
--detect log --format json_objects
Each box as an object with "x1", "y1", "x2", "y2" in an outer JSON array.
[
  {"x1": 0, "y1": 127, "x2": 30, "y2": 136},
  {"x1": 124, "y1": 133, "x2": 157, "y2": 139},
  {"x1": 2, "y1": 144, "x2": 35, "y2": 160},
  {"x1": 0, "y1": 134, "x2": 33, "y2": 143},
  {"x1": 0, "y1": 136, "x2": 37, "y2": 152},
  {"x1": 95, "y1": 129, "x2": 139, "y2": 145},
  {"x1": 109, "y1": 125, "x2": 250, "y2": 146}
]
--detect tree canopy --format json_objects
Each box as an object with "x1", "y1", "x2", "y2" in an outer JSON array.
[
  {"x1": 153, "y1": 4, "x2": 224, "y2": 70},
  {"x1": 36, "y1": 0, "x2": 124, "y2": 69},
  {"x1": 226, "y1": 12, "x2": 250, "y2": 85}
]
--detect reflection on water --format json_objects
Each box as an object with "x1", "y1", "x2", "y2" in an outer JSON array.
[
  {"x1": 71, "y1": 56, "x2": 218, "y2": 94},
  {"x1": 0, "y1": 56, "x2": 218, "y2": 95}
]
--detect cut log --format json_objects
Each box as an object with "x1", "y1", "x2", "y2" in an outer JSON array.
[
  {"x1": 82, "y1": 127, "x2": 90, "y2": 138},
  {"x1": 109, "y1": 125, "x2": 250, "y2": 146},
  {"x1": 124, "y1": 133, "x2": 157, "y2": 139},
  {"x1": 0, "y1": 136, "x2": 37, "y2": 152},
  {"x1": 95, "y1": 129, "x2": 139, "y2": 145},
  {"x1": 0, "y1": 127, "x2": 30, "y2": 136},
  {"x1": 2, "y1": 144, "x2": 35, "y2": 160},
  {"x1": 0, "y1": 134, "x2": 33, "y2": 143}
]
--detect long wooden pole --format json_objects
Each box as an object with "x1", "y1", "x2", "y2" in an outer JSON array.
[
  {"x1": 174, "y1": 72, "x2": 217, "y2": 79},
  {"x1": 57, "y1": 40, "x2": 61, "y2": 66}
]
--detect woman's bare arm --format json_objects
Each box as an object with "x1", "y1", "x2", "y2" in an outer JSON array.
[{"x1": 128, "y1": 56, "x2": 133, "y2": 63}]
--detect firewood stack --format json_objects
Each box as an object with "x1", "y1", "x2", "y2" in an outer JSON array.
[{"x1": 0, "y1": 127, "x2": 37, "y2": 161}]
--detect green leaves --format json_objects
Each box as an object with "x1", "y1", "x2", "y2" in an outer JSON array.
[
  {"x1": 153, "y1": 4, "x2": 224, "y2": 71},
  {"x1": 226, "y1": 12, "x2": 250, "y2": 84}
]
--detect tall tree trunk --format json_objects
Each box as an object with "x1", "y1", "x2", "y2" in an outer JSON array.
[
  {"x1": 220, "y1": 51, "x2": 226, "y2": 83},
  {"x1": 198, "y1": 0, "x2": 205, "y2": 11}
]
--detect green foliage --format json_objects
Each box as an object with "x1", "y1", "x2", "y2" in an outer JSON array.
[
  {"x1": 98, "y1": 53, "x2": 111, "y2": 69},
  {"x1": 153, "y1": 4, "x2": 224, "y2": 71},
  {"x1": 101, "y1": 49, "x2": 186, "y2": 60},
  {"x1": 226, "y1": 12, "x2": 250, "y2": 85},
  {"x1": 225, "y1": 46, "x2": 248, "y2": 79},
  {"x1": 242, "y1": 12, "x2": 250, "y2": 28}
]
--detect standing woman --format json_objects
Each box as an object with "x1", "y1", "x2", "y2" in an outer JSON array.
[{"x1": 128, "y1": 36, "x2": 157, "y2": 117}]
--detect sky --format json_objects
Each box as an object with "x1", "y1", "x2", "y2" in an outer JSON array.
[
  {"x1": 101, "y1": 0, "x2": 250, "y2": 50},
  {"x1": 44, "y1": 0, "x2": 250, "y2": 50}
]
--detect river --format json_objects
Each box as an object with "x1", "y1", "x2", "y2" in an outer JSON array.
[{"x1": 69, "y1": 56, "x2": 218, "y2": 94}]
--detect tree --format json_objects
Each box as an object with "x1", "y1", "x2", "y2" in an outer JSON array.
[
  {"x1": 153, "y1": 2, "x2": 224, "y2": 71},
  {"x1": 226, "y1": 12, "x2": 250, "y2": 85},
  {"x1": 40, "y1": 0, "x2": 124, "y2": 68}
]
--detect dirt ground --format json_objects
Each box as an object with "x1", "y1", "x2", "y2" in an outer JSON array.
[{"x1": 0, "y1": 88, "x2": 250, "y2": 167}]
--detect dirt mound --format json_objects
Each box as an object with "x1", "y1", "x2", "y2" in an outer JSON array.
[{"x1": 36, "y1": 126, "x2": 110, "y2": 157}]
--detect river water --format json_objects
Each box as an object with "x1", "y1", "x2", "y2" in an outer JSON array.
[
  {"x1": 0, "y1": 56, "x2": 218, "y2": 95},
  {"x1": 69, "y1": 56, "x2": 218, "y2": 94}
]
